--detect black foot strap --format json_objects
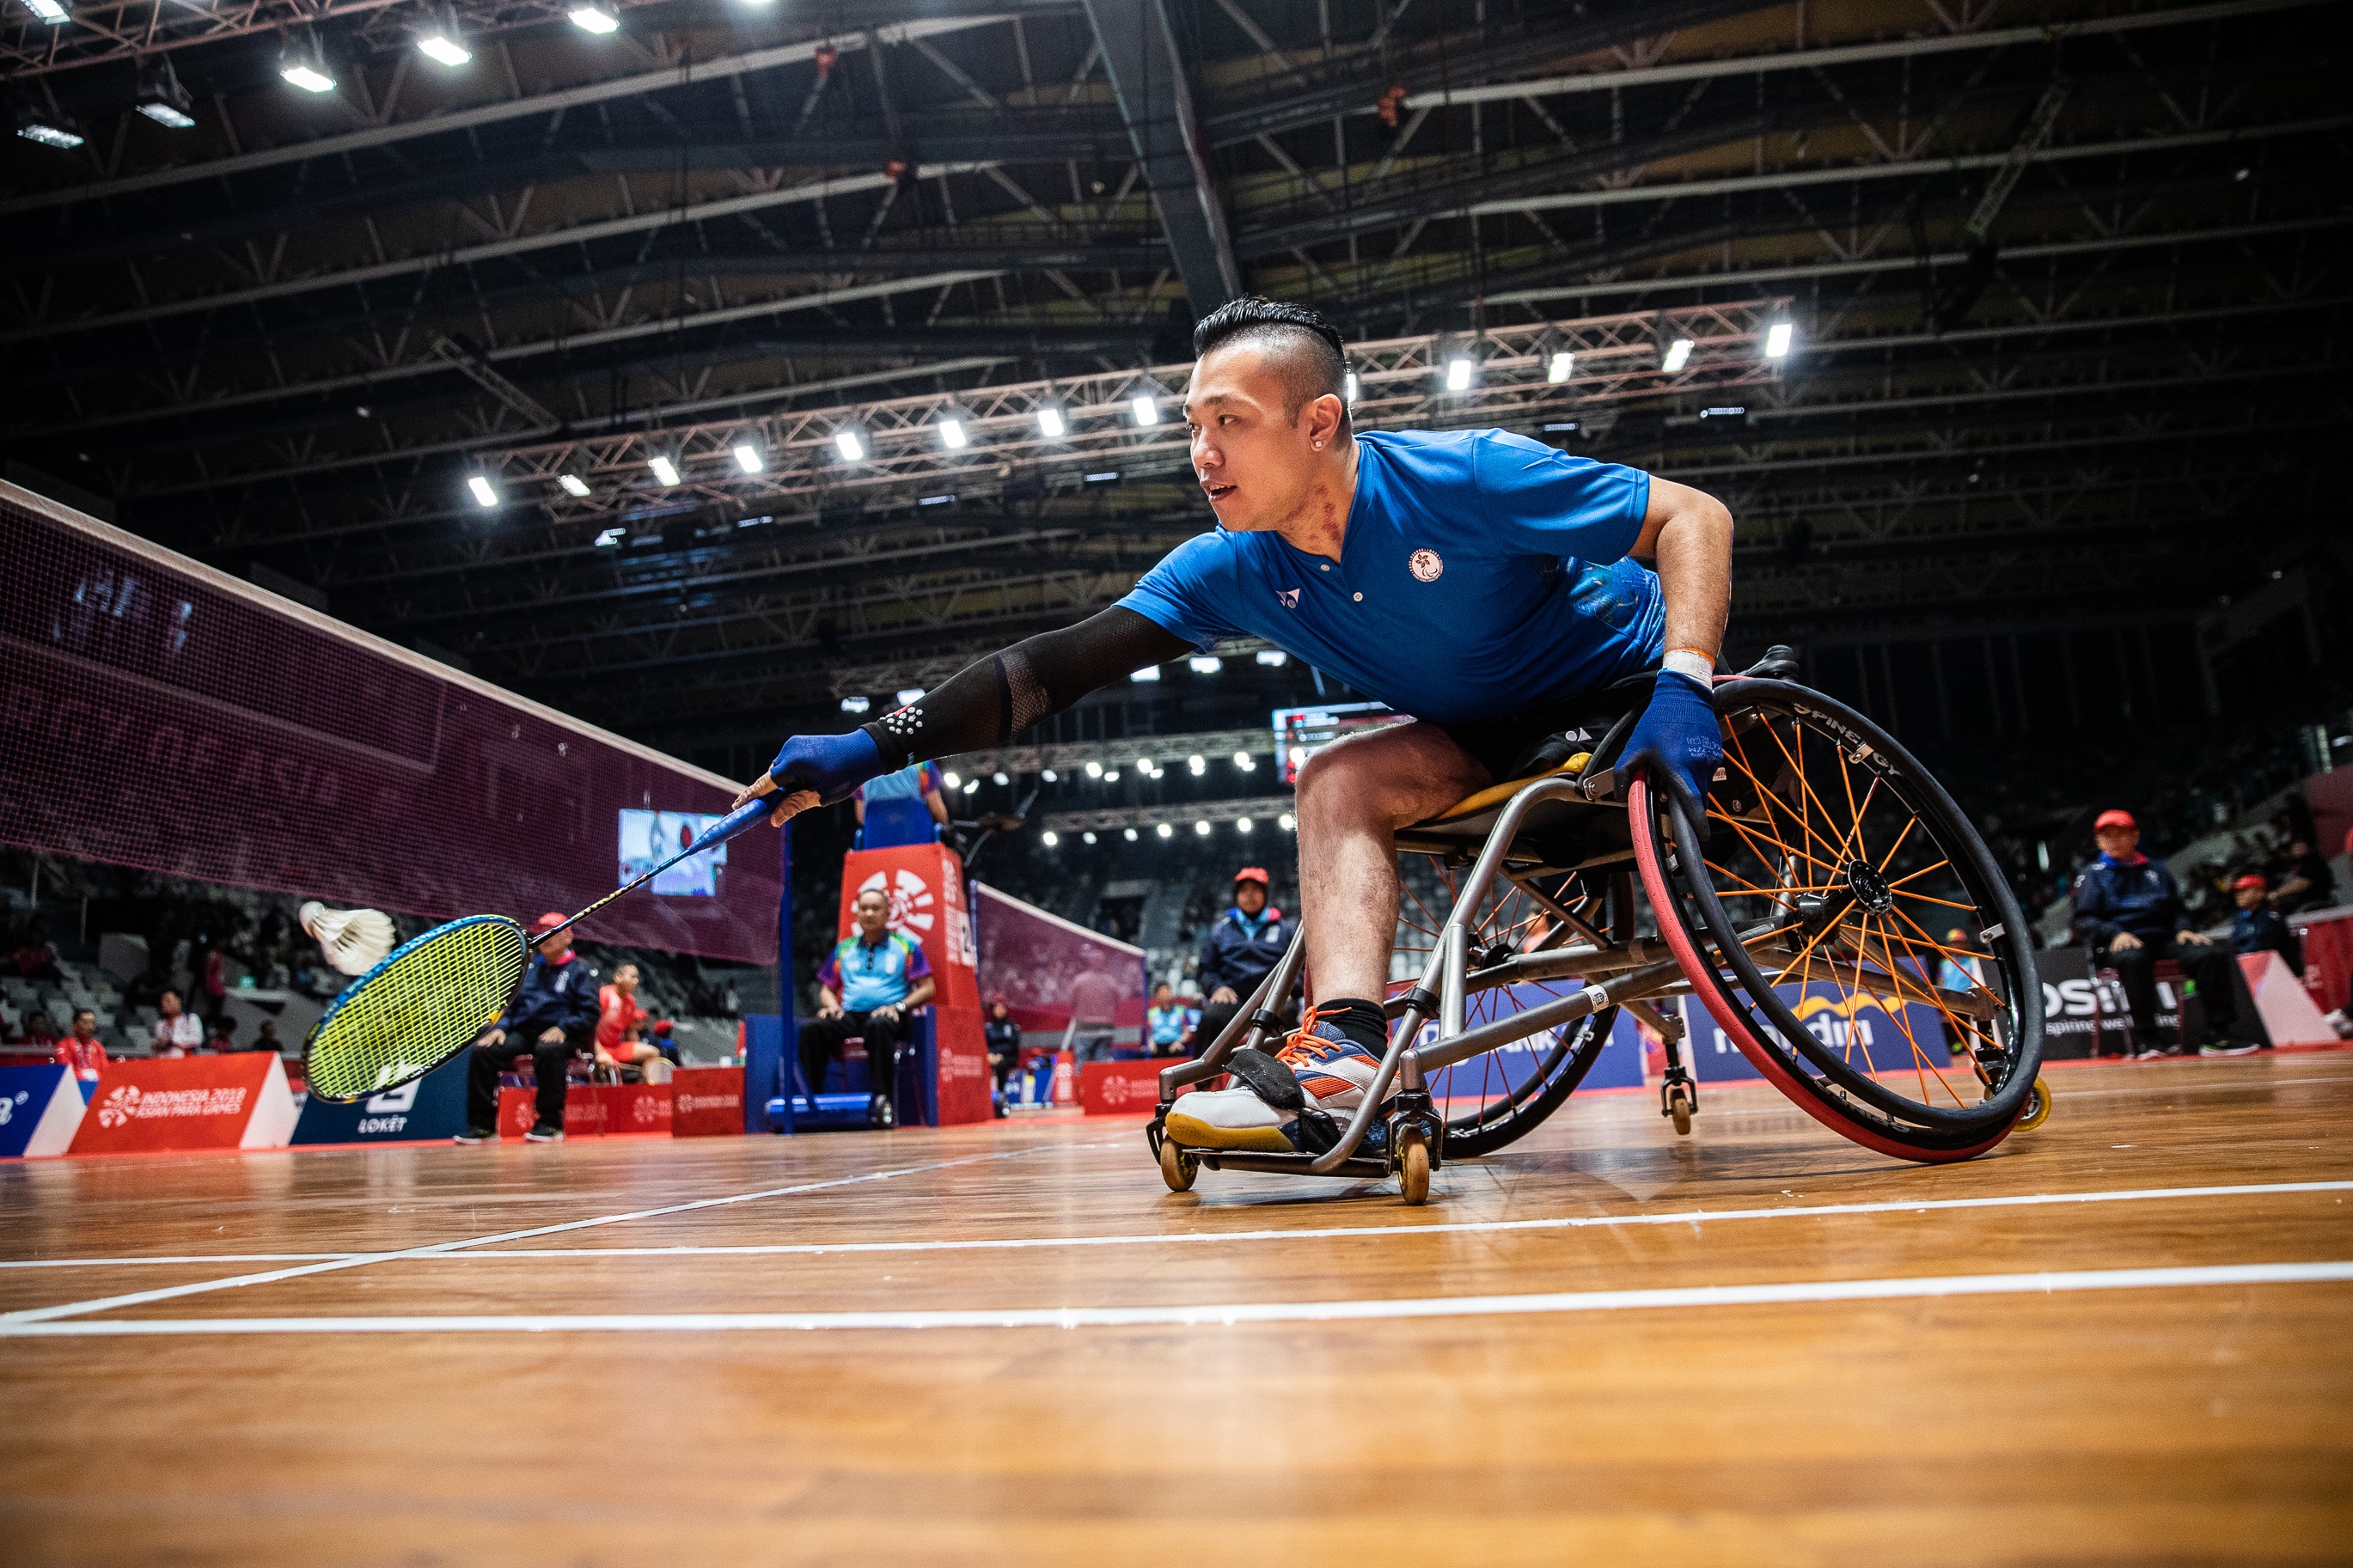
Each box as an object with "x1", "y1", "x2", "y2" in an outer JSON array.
[{"x1": 1223, "y1": 1048, "x2": 1342, "y2": 1153}]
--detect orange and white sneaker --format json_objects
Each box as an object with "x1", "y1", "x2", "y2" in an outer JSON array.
[{"x1": 1163, "y1": 1019, "x2": 1386, "y2": 1154}]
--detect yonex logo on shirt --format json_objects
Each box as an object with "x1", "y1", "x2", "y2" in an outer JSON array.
[{"x1": 1276, "y1": 588, "x2": 1299, "y2": 609}]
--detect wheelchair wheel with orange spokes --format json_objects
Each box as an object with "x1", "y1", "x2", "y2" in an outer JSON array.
[
  {"x1": 1629, "y1": 680, "x2": 2043, "y2": 1162},
  {"x1": 1391, "y1": 855, "x2": 1635, "y2": 1159}
]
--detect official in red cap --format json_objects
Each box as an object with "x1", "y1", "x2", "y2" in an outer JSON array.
[
  {"x1": 454, "y1": 911, "x2": 602, "y2": 1144},
  {"x1": 1193, "y1": 864, "x2": 1292, "y2": 1057},
  {"x1": 2069, "y1": 808, "x2": 2248, "y2": 1057},
  {"x1": 2229, "y1": 871, "x2": 2300, "y2": 983}
]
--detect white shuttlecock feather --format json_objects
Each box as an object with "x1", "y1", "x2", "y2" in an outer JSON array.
[{"x1": 300, "y1": 901, "x2": 398, "y2": 976}]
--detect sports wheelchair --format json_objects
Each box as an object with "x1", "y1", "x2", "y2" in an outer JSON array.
[{"x1": 1146, "y1": 647, "x2": 2049, "y2": 1205}]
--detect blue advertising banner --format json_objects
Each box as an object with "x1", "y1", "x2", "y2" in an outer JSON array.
[
  {"x1": 290, "y1": 1052, "x2": 469, "y2": 1144},
  {"x1": 0, "y1": 1064, "x2": 86, "y2": 1158},
  {"x1": 1421, "y1": 992, "x2": 1649, "y2": 1101},
  {"x1": 1679, "y1": 983, "x2": 1952, "y2": 1083}
]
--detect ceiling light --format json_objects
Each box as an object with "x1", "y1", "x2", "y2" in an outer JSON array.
[
  {"x1": 417, "y1": 27, "x2": 470, "y2": 66},
  {"x1": 137, "y1": 101, "x2": 197, "y2": 129},
  {"x1": 16, "y1": 113, "x2": 83, "y2": 149},
  {"x1": 568, "y1": 3, "x2": 619, "y2": 32},
  {"x1": 1445, "y1": 358, "x2": 1473, "y2": 392},
  {"x1": 1700, "y1": 406, "x2": 1746, "y2": 419},
  {"x1": 22, "y1": 0, "x2": 64, "y2": 21},
  {"x1": 832, "y1": 429, "x2": 865, "y2": 462},
  {"x1": 840, "y1": 695, "x2": 871, "y2": 714},
  {"x1": 1279, "y1": 812, "x2": 1295, "y2": 830},
  {"x1": 1041, "y1": 768, "x2": 1058, "y2": 783},
  {"x1": 466, "y1": 474, "x2": 498, "y2": 508},
  {"x1": 1662, "y1": 338, "x2": 1695, "y2": 373},
  {"x1": 1232, "y1": 751, "x2": 1255, "y2": 771},
  {"x1": 1041, "y1": 830, "x2": 1059, "y2": 847},
  {"x1": 1134, "y1": 756, "x2": 1152, "y2": 774},
  {"x1": 1085, "y1": 471, "x2": 1121, "y2": 485},
  {"x1": 557, "y1": 473, "x2": 591, "y2": 497},
  {"x1": 1156, "y1": 822, "x2": 1174, "y2": 839},
  {"x1": 1085, "y1": 761, "x2": 1103, "y2": 778},
  {"x1": 1255, "y1": 649, "x2": 1287, "y2": 667},
  {"x1": 1547, "y1": 350, "x2": 1574, "y2": 383},
  {"x1": 1082, "y1": 831, "x2": 1097, "y2": 844},
  {"x1": 1036, "y1": 406, "x2": 1066, "y2": 438},
  {"x1": 1131, "y1": 394, "x2": 1160, "y2": 426},
  {"x1": 1187, "y1": 755, "x2": 1205, "y2": 775},
  {"x1": 895, "y1": 687, "x2": 925, "y2": 705},
  {"x1": 919, "y1": 494, "x2": 955, "y2": 506},
  {"x1": 1236, "y1": 817, "x2": 1252, "y2": 833},
  {"x1": 1763, "y1": 321, "x2": 1794, "y2": 359},
  {"x1": 1193, "y1": 820, "x2": 1212, "y2": 836},
  {"x1": 1130, "y1": 665, "x2": 1161, "y2": 682},
  {"x1": 594, "y1": 527, "x2": 625, "y2": 546},
  {"x1": 1343, "y1": 371, "x2": 1360, "y2": 404},
  {"x1": 282, "y1": 62, "x2": 335, "y2": 92},
  {"x1": 963, "y1": 778, "x2": 980, "y2": 795},
  {"x1": 1123, "y1": 827, "x2": 1138, "y2": 842},
  {"x1": 942, "y1": 772, "x2": 962, "y2": 789},
  {"x1": 938, "y1": 417, "x2": 969, "y2": 449},
  {"x1": 278, "y1": 34, "x2": 336, "y2": 94},
  {"x1": 1103, "y1": 769, "x2": 1120, "y2": 782},
  {"x1": 135, "y1": 57, "x2": 197, "y2": 127},
  {"x1": 648, "y1": 455, "x2": 681, "y2": 486},
  {"x1": 1189, "y1": 656, "x2": 1222, "y2": 675},
  {"x1": 732, "y1": 442, "x2": 764, "y2": 473},
  {"x1": 993, "y1": 772, "x2": 1010, "y2": 786}
]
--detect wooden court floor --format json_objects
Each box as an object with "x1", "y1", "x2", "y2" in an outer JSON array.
[{"x1": 3, "y1": 1055, "x2": 2350, "y2": 1566}]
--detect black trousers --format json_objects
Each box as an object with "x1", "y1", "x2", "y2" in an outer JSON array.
[
  {"x1": 799, "y1": 1009, "x2": 905, "y2": 1106},
  {"x1": 2099, "y1": 935, "x2": 2240, "y2": 1046},
  {"x1": 466, "y1": 1034, "x2": 573, "y2": 1131}
]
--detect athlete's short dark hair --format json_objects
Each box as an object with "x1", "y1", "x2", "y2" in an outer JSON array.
[{"x1": 1192, "y1": 296, "x2": 1349, "y2": 426}]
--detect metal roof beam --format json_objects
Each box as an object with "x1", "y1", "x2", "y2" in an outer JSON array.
[{"x1": 1081, "y1": 0, "x2": 1239, "y2": 311}]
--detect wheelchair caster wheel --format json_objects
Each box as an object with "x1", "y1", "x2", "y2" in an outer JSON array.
[
  {"x1": 1158, "y1": 1138, "x2": 1199, "y2": 1193},
  {"x1": 1666, "y1": 1083, "x2": 1694, "y2": 1138},
  {"x1": 1397, "y1": 1126, "x2": 1431, "y2": 1206},
  {"x1": 868, "y1": 1095, "x2": 896, "y2": 1131},
  {"x1": 2015, "y1": 1073, "x2": 2052, "y2": 1132}
]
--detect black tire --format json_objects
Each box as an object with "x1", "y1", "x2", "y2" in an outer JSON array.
[{"x1": 1640, "y1": 680, "x2": 2043, "y2": 1157}]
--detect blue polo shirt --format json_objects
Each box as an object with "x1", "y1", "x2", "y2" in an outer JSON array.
[
  {"x1": 818, "y1": 930, "x2": 932, "y2": 1013},
  {"x1": 1116, "y1": 429, "x2": 1661, "y2": 724}
]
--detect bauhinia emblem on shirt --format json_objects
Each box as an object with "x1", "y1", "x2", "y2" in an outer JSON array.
[
  {"x1": 1276, "y1": 588, "x2": 1300, "y2": 608},
  {"x1": 1409, "y1": 548, "x2": 1444, "y2": 583}
]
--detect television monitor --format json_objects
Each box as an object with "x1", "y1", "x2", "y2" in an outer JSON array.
[
  {"x1": 1268, "y1": 701, "x2": 1410, "y2": 785},
  {"x1": 618, "y1": 808, "x2": 729, "y2": 896}
]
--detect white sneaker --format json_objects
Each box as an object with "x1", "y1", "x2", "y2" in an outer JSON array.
[{"x1": 1164, "y1": 1022, "x2": 1385, "y2": 1154}]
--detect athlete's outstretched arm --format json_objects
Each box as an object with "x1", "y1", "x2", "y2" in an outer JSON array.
[
  {"x1": 1620, "y1": 475, "x2": 1735, "y2": 804},
  {"x1": 732, "y1": 607, "x2": 1193, "y2": 823}
]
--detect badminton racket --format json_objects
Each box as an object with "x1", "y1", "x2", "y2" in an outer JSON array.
[{"x1": 302, "y1": 796, "x2": 773, "y2": 1102}]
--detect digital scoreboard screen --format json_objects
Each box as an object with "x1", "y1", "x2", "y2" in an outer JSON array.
[
  {"x1": 618, "y1": 809, "x2": 729, "y2": 896},
  {"x1": 1268, "y1": 702, "x2": 1411, "y2": 785}
]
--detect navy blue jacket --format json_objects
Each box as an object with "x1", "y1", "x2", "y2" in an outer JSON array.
[
  {"x1": 1197, "y1": 906, "x2": 1290, "y2": 999},
  {"x1": 2070, "y1": 856, "x2": 2185, "y2": 945},
  {"x1": 498, "y1": 953, "x2": 602, "y2": 1043},
  {"x1": 2233, "y1": 905, "x2": 2301, "y2": 970}
]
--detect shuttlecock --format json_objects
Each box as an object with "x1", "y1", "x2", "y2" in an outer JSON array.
[{"x1": 300, "y1": 901, "x2": 397, "y2": 976}]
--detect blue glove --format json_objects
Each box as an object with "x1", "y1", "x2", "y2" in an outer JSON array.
[
  {"x1": 767, "y1": 729, "x2": 884, "y2": 807},
  {"x1": 1620, "y1": 670, "x2": 1722, "y2": 810}
]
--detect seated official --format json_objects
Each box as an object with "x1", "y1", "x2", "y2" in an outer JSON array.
[
  {"x1": 56, "y1": 1008, "x2": 107, "y2": 1085},
  {"x1": 983, "y1": 998, "x2": 1022, "y2": 1114},
  {"x1": 1146, "y1": 981, "x2": 1198, "y2": 1058},
  {"x1": 455, "y1": 914, "x2": 601, "y2": 1144},
  {"x1": 2071, "y1": 810, "x2": 2245, "y2": 1059},
  {"x1": 2231, "y1": 874, "x2": 2302, "y2": 977},
  {"x1": 1193, "y1": 867, "x2": 1292, "y2": 1054},
  {"x1": 803, "y1": 888, "x2": 935, "y2": 1121}
]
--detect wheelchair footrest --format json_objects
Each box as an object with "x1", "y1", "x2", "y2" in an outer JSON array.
[{"x1": 1193, "y1": 1149, "x2": 1392, "y2": 1181}]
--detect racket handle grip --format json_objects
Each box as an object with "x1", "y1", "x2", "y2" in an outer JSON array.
[{"x1": 687, "y1": 796, "x2": 776, "y2": 855}]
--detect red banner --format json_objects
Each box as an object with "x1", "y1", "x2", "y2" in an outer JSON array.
[
  {"x1": 68, "y1": 1054, "x2": 299, "y2": 1154},
  {"x1": 498, "y1": 1083, "x2": 671, "y2": 1138},
  {"x1": 671, "y1": 1068, "x2": 745, "y2": 1138},
  {"x1": 1079, "y1": 1059, "x2": 1194, "y2": 1116}
]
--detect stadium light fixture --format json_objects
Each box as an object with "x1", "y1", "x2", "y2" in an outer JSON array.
[
  {"x1": 1156, "y1": 823, "x2": 1174, "y2": 839},
  {"x1": 568, "y1": 3, "x2": 619, "y2": 32},
  {"x1": 1764, "y1": 320, "x2": 1794, "y2": 359},
  {"x1": 1103, "y1": 769, "x2": 1120, "y2": 783},
  {"x1": 1236, "y1": 817, "x2": 1252, "y2": 833},
  {"x1": 937, "y1": 418, "x2": 968, "y2": 449},
  {"x1": 466, "y1": 474, "x2": 498, "y2": 508},
  {"x1": 1123, "y1": 827, "x2": 1138, "y2": 842},
  {"x1": 557, "y1": 473, "x2": 591, "y2": 497},
  {"x1": 839, "y1": 695, "x2": 871, "y2": 714},
  {"x1": 1134, "y1": 756, "x2": 1152, "y2": 774},
  {"x1": 648, "y1": 455, "x2": 681, "y2": 486},
  {"x1": 1082, "y1": 831, "x2": 1097, "y2": 844},
  {"x1": 1547, "y1": 350, "x2": 1574, "y2": 383},
  {"x1": 1255, "y1": 649, "x2": 1287, "y2": 668},
  {"x1": 416, "y1": 5, "x2": 470, "y2": 66},
  {"x1": 1130, "y1": 665, "x2": 1161, "y2": 682},
  {"x1": 1661, "y1": 338, "x2": 1695, "y2": 373},
  {"x1": 278, "y1": 33, "x2": 336, "y2": 93},
  {"x1": 1189, "y1": 656, "x2": 1222, "y2": 675},
  {"x1": 993, "y1": 771, "x2": 1010, "y2": 786},
  {"x1": 135, "y1": 58, "x2": 198, "y2": 128},
  {"x1": 1188, "y1": 755, "x2": 1206, "y2": 775},
  {"x1": 594, "y1": 527, "x2": 625, "y2": 547},
  {"x1": 895, "y1": 687, "x2": 924, "y2": 705},
  {"x1": 15, "y1": 109, "x2": 83, "y2": 148},
  {"x1": 942, "y1": 772, "x2": 962, "y2": 790},
  {"x1": 832, "y1": 428, "x2": 866, "y2": 462},
  {"x1": 1085, "y1": 761, "x2": 1103, "y2": 778},
  {"x1": 1445, "y1": 357, "x2": 1474, "y2": 392},
  {"x1": 1233, "y1": 751, "x2": 1255, "y2": 771},
  {"x1": 1041, "y1": 768, "x2": 1058, "y2": 782},
  {"x1": 963, "y1": 778, "x2": 980, "y2": 795},
  {"x1": 1343, "y1": 370, "x2": 1360, "y2": 404},
  {"x1": 1132, "y1": 394, "x2": 1160, "y2": 426},
  {"x1": 1041, "y1": 830, "x2": 1059, "y2": 847},
  {"x1": 1036, "y1": 405, "x2": 1067, "y2": 439},
  {"x1": 1279, "y1": 813, "x2": 1296, "y2": 831},
  {"x1": 1193, "y1": 820, "x2": 1212, "y2": 836},
  {"x1": 731, "y1": 442, "x2": 764, "y2": 474},
  {"x1": 22, "y1": 0, "x2": 65, "y2": 21}
]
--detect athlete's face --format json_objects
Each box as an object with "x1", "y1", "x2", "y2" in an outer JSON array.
[{"x1": 1185, "y1": 344, "x2": 1342, "y2": 534}]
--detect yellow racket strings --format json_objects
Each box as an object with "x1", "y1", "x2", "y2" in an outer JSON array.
[{"x1": 306, "y1": 917, "x2": 529, "y2": 1101}]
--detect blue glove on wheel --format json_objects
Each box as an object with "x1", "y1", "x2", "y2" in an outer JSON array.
[
  {"x1": 1621, "y1": 670, "x2": 1723, "y2": 813},
  {"x1": 767, "y1": 729, "x2": 885, "y2": 807}
]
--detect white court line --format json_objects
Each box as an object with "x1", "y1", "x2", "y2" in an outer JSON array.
[
  {"x1": 9, "y1": 1179, "x2": 2350, "y2": 1268},
  {"x1": 3, "y1": 1259, "x2": 2346, "y2": 1336},
  {"x1": 0, "y1": 1142, "x2": 1095, "y2": 1326}
]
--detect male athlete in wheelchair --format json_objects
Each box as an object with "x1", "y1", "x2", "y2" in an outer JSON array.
[{"x1": 738, "y1": 297, "x2": 2046, "y2": 1204}]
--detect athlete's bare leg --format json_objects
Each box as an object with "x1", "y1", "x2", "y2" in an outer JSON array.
[{"x1": 1294, "y1": 720, "x2": 1489, "y2": 1005}]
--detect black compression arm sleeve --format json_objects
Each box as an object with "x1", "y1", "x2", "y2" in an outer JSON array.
[{"x1": 860, "y1": 606, "x2": 1194, "y2": 768}]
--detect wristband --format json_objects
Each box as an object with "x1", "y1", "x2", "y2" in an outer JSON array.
[{"x1": 1662, "y1": 648, "x2": 1714, "y2": 684}]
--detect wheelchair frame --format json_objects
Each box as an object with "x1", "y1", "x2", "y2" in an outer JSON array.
[{"x1": 1144, "y1": 686, "x2": 2026, "y2": 1196}]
